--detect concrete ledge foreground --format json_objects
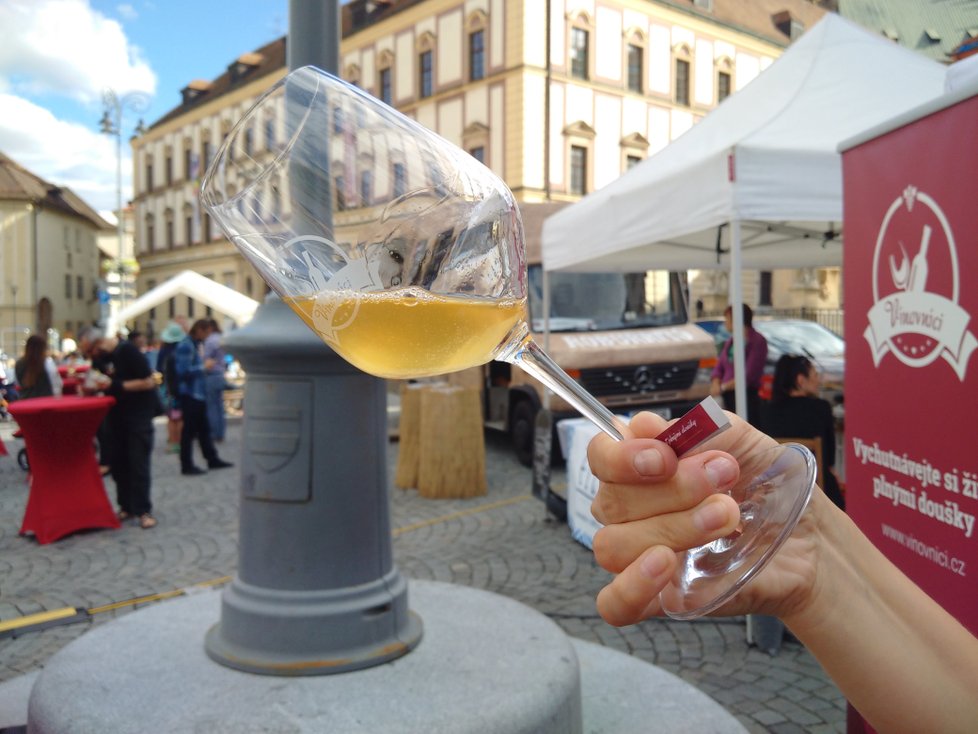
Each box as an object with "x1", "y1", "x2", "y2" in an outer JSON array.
[{"x1": 14, "y1": 581, "x2": 744, "y2": 733}]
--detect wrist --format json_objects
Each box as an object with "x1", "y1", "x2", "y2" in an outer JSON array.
[{"x1": 780, "y1": 494, "x2": 863, "y2": 637}]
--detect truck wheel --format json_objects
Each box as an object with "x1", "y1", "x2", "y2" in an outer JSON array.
[{"x1": 510, "y1": 400, "x2": 537, "y2": 467}]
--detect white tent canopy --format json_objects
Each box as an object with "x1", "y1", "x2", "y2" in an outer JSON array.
[
  {"x1": 541, "y1": 14, "x2": 945, "y2": 417},
  {"x1": 542, "y1": 14, "x2": 945, "y2": 275},
  {"x1": 109, "y1": 270, "x2": 260, "y2": 335}
]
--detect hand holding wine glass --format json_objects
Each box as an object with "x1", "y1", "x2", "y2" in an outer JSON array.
[{"x1": 200, "y1": 66, "x2": 815, "y2": 619}]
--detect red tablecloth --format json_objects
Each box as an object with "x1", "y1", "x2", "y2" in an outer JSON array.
[{"x1": 9, "y1": 396, "x2": 120, "y2": 543}]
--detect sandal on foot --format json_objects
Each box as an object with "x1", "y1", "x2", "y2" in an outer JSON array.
[
  {"x1": 117, "y1": 510, "x2": 132, "y2": 522},
  {"x1": 138, "y1": 514, "x2": 157, "y2": 529}
]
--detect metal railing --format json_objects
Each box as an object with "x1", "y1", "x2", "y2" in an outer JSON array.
[{"x1": 701, "y1": 308, "x2": 845, "y2": 337}]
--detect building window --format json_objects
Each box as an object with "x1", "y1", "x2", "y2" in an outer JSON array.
[
  {"x1": 470, "y1": 30, "x2": 485, "y2": 81},
  {"x1": 246, "y1": 276, "x2": 254, "y2": 296},
  {"x1": 185, "y1": 212, "x2": 194, "y2": 246},
  {"x1": 187, "y1": 298, "x2": 195, "y2": 318},
  {"x1": 244, "y1": 127, "x2": 254, "y2": 156},
  {"x1": 333, "y1": 106, "x2": 345, "y2": 134},
  {"x1": 469, "y1": 146, "x2": 485, "y2": 164},
  {"x1": 571, "y1": 28, "x2": 589, "y2": 80},
  {"x1": 675, "y1": 58, "x2": 691, "y2": 106},
  {"x1": 145, "y1": 160, "x2": 154, "y2": 191},
  {"x1": 165, "y1": 154, "x2": 173, "y2": 185},
  {"x1": 718, "y1": 70, "x2": 731, "y2": 102},
  {"x1": 360, "y1": 170, "x2": 372, "y2": 204},
  {"x1": 264, "y1": 116, "x2": 275, "y2": 148},
  {"x1": 76, "y1": 275, "x2": 84, "y2": 300},
  {"x1": 393, "y1": 162, "x2": 406, "y2": 197},
  {"x1": 146, "y1": 215, "x2": 155, "y2": 252},
  {"x1": 202, "y1": 140, "x2": 213, "y2": 172},
  {"x1": 148, "y1": 280, "x2": 157, "y2": 319},
  {"x1": 184, "y1": 146, "x2": 193, "y2": 180},
  {"x1": 379, "y1": 66, "x2": 392, "y2": 105},
  {"x1": 570, "y1": 145, "x2": 587, "y2": 195},
  {"x1": 760, "y1": 271, "x2": 773, "y2": 306},
  {"x1": 203, "y1": 212, "x2": 212, "y2": 243},
  {"x1": 627, "y1": 44, "x2": 643, "y2": 93},
  {"x1": 335, "y1": 175, "x2": 347, "y2": 210},
  {"x1": 165, "y1": 210, "x2": 174, "y2": 249},
  {"x1": 168, "y1": 297, "x2": 175, "y2": 318},
  {"x1": 419, "y1": 50, "x2": 433, "y2": 98},
  {"x1": 65, "y1": 274, "x2": 72, "y2": 299}
]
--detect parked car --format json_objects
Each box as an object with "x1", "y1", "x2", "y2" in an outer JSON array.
[{"x1": 696, "y1": 318, "x2": 845, "y2": 408}]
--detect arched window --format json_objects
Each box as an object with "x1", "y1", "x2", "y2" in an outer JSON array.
[
  {"x1": 624, "y1": 28, "x2": 646, "y2": 94},
  {"x1": 377, "y1": 50, "x2": 394, "y2": 106},
  {"x1": 466, "y1": 10, "x2": 488, "y2": 82},
  {"x1": 716, "y1": 56, "x2": 734, "y2": 104},
  {"x1": 417, "y1": 32, "x2": 436, "y2": 99},
  {"x1": 673, "y1": 43, "x2": 693, "y2": 107},
  {"x1": 568, "y1": 11, "x2": 593, "y2": 81}
]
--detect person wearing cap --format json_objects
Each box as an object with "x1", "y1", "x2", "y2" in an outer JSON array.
[{"x1": 157, "y1": 321, "x2": 187, "y2": 455}]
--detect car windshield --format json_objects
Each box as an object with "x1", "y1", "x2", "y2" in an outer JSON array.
[
  {"x1": 527, "y1": 265, "x2": 688, "y2": 332},
  {"x1": 755, "y1": 321, "x2": 844, "y2": 358}
]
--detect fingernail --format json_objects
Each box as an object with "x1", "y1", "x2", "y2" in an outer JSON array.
[
  {"x1": 634, "y1": 448, "x2": 664, "y2": 476},
  {"x1": 693, "y1": 500, "x2": 729, "y2": 532},
  {"x1": 640, "y1": 547, "x2": 669, "y2": 579},
  {"x1": 704, "y1": 456, "x2": 737, "y2": 488}
]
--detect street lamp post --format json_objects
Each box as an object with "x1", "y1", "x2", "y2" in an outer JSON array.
[{"x1": 99, "y1": 90, "x2": 147, "y2": 333}]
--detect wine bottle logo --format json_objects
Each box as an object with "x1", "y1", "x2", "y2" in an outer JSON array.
[{"x1": 865, "y1": 186, "x2": 977, "y2": 379}]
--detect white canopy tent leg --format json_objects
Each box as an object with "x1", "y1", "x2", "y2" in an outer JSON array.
[{"x1": 729, "y1": 218, "x2": 748, "y2": 420}]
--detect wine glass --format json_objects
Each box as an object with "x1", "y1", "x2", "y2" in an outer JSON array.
[{"x1": 200, "y1": 66, "x2": 815, "y2": 619}]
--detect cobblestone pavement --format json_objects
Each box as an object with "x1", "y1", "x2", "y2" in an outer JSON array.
[{"x1": 0, "y1": 415, "x2": 845, "y2": 733}]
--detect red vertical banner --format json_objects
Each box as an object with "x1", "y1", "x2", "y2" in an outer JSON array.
[{"x1": 843, "y1": 95, "x2": 978, "y2": 636}]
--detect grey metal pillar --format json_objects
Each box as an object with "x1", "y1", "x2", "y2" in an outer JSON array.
[
  {"x1": 204, "y1": 0, "x2": 422, "y2": 675},
  {"x1": 205, "y1": 295, "x2": 422, "y2": 674}
]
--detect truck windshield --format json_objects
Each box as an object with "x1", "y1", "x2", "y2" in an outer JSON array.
[{"x1": 527, "y1": 265, "x2": 689, "y2": 332}]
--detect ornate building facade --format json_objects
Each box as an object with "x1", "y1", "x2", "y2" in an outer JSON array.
[
  {"x1": 131, "y1": 0, "x2": 833, "y2": 333},
  {"x1": 0, "y1": 152, "x2": 108, "y2": 356}
]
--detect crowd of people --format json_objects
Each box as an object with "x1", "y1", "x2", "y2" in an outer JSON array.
[{"x1": 3, "y1": 317, "x2": 234, "y2": 529}]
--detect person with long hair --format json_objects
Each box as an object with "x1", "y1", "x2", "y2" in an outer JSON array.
[
  {"x1": 763, "y1": 353, "x2": 844, "y2": 510},
  {"x1": 14, "y1": 335, "x2": 62, "y2": 400}
]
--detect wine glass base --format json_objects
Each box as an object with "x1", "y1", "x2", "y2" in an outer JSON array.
[{"x1": 659, "y1": 443, "x2": 816, "y2": 620}]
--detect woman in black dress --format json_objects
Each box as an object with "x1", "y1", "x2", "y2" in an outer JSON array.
[{"x1": 763, "y1": 354, "x2": 845, "y2": 510}]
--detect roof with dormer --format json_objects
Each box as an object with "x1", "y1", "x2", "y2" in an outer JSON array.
[{"x1": 0, "y1": 151, "x2": 113, "y2": 230}]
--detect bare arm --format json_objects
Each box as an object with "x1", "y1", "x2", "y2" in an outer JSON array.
[{"x1": 587, "y1": 411, "x2": 978, "y2": 734}]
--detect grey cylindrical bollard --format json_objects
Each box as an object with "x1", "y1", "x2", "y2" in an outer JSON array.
[{"x1": 204, "y1": 295, "x2": 422, "y2": 674}]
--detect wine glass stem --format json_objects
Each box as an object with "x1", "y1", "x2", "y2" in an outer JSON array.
[{"x1": 503, "y1": 337, "x2": 625, "y2": 441}]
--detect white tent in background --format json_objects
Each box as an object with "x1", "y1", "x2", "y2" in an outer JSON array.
[
  {"x1": 541, "y1": 13, "x2": 945, "y2": 417},
  {"x1": 108, "y1": 270, "x2": 260, "y2": 336}
]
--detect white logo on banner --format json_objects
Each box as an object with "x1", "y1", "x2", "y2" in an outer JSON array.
[{"x1": 865, "y1": 187, "x2": 977, "y2": 380}]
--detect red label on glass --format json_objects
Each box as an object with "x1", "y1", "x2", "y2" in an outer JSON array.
[{"x1": 656, "y1": 397, "x2": 730, "y2": 457}]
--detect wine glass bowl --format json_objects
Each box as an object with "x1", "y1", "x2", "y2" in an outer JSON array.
[{"x1": 200, "y1": 67, "x2": 526, "y2": 380}]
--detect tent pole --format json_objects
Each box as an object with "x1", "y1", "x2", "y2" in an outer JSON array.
[
  {"x1": 729, "y1": 218, "x2": 748, "y2": 421},
  {"x1": 541, "y1": 267, "x2": 551, "y2": 410}
]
